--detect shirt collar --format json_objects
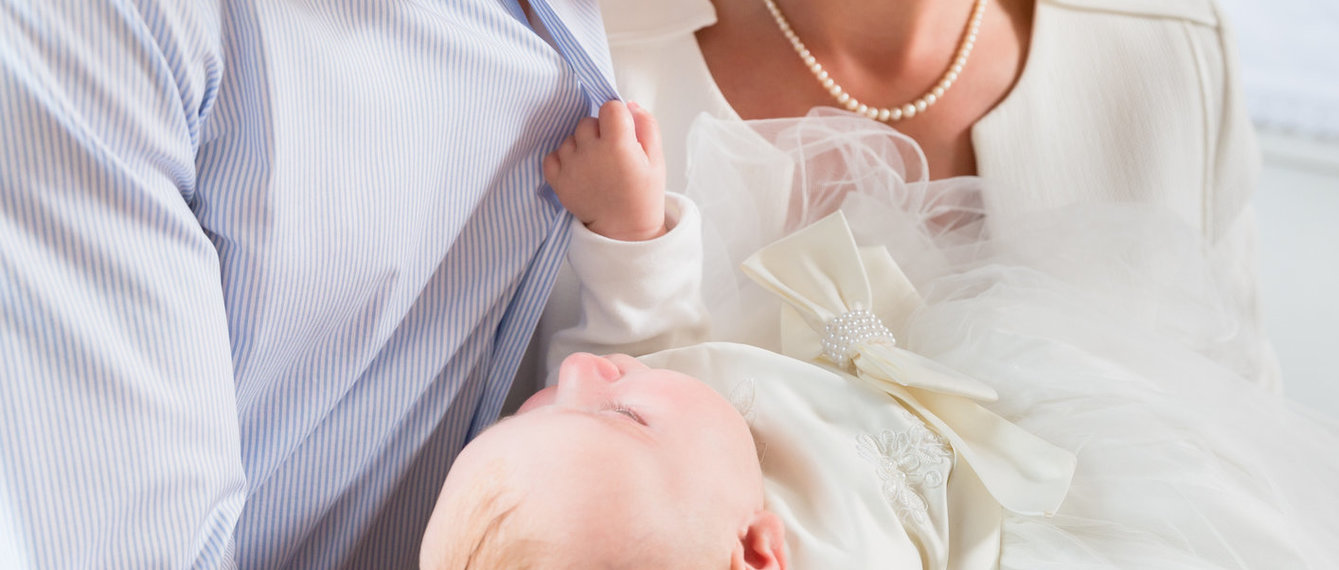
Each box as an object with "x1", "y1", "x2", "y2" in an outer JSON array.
[{"x1": 601, "y1": 0, "x2": 718, "y2": 44}]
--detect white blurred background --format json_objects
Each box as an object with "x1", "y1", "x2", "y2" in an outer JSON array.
[{"x1": 1218, "y1": 0, "x2": 1339, "y2": 418}]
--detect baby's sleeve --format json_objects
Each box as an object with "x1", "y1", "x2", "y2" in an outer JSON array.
[{"x1": 542, "y1": 192, "x2": 710, "y2": 383}]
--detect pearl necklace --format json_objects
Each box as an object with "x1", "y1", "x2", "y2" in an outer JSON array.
[{"x1": 761, "y1": 0, "x2": 988, "y2": 122}]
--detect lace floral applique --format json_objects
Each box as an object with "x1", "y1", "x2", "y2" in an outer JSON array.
[
  {"x1": 855, "y1": 410, "x2": 953, "y2": 525},
  {"x1": 728, "y1": 378, "x2": 768, "y2": 464}
]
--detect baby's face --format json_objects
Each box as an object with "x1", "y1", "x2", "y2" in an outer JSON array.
[{"x1": 426, "y1": 353, "x2": 765, "y2": 567}]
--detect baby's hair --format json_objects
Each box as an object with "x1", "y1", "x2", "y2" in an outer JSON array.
[{"x1": 425, "y1": 461, "x2": 543, "y2": 570}]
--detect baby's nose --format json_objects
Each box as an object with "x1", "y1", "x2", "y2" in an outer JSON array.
[{"x1": 554, "y1": 352, "x2": 622, "y2": 401}]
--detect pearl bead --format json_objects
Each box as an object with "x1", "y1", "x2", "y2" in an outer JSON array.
[
  {"x1": 901, "y1": 103, "x2": 917, "y2": 118},
  {"x1": 820, "y1": 307, "x2": 896, "y2": 367},
  {"x1": 877, "y1": 108, "x2": 891, "y2": 121},
  {"x1": 844, "y1": 98, "x2": 860, "y2": 111},
  {"x1": 817, "y1": 70, "x2": 829, "y2": 81},
  {"x1": 856, "y1": 103, "x2": 869, "y2": 114},
  {"x1": 925, "y1": 93, "x2": 937, "y2": 105},
  {"x1": 946, "y1": 71, "x2": 959, "y2": 82},
  {"x1": 932, "y1": 86, "x2": 945, "y2": 98},
  {"x1": 864, "y1": 107, "x2": 879, "y2": 119},
  {"x1": 821, "y1": 77, "x2": 835, "y2": 89},
  {"x1": 915, "y1": 99, "x2": 927, "y2": 112},
  {"x1": 836, "y1": 92, "x2": 851, "y2": 104},
  {"x1": 890, "y1": 107, "x2": 903, "y2": 121},
  {"x1": 950, "y1": 63, "x2": 963, "y2": 75}
]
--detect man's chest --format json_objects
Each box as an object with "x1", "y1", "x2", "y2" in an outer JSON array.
[{"x1": 191, "y1": 1, "x2": 588, "y2": 376}]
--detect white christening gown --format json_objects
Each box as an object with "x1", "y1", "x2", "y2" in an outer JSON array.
[{"x1": 654, "y1": 110, "x2": 1339, "y2": 569}]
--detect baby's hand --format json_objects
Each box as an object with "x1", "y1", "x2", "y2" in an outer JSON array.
[{"x1": 543, "y1": 100, "x2": 667, "y2": 241}]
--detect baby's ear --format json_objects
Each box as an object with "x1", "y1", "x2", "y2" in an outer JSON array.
[{"x1": 731, "y1": 510, "x2": 788, "y2": 570}]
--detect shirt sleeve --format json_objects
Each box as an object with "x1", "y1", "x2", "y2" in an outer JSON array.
[
  {"x1": 543, "y1": 193, "x2": 710, "y2": 382},
  {"x1": 1199, "y1": 2, "x2": 1281, "y2": 390},
  {"x1": 0, "y1": 1, "x2": 247, "y2": 567}
]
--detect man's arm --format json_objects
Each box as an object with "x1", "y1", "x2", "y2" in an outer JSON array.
[{"x1": 1, "y1": 1, "x2": 246, "y2": 566}]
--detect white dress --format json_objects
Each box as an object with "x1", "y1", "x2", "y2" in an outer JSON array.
[{"x1": 664, "y1": 111, "x2": 1339, "y2": 569}]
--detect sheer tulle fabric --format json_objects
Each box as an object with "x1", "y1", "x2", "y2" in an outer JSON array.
[{"x1": 683, "y1": 109, "x2": 1339, "y2": 569}]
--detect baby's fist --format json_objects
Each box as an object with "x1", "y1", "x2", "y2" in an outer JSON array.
[{"x1": 543, "y1": 100, "x2": 667, "y2": 241}]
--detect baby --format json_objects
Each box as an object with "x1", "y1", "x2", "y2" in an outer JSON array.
[{"x1": 419, "y1": 102, "x2": 789, "y2": 569}]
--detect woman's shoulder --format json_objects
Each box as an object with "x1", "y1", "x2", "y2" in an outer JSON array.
[
  {"x1": 1042, "y1": 0, "x2": 1221, "y2": 27},
  {"x1": 598, "y1": 0, "x2": 717, "y2": 44}
]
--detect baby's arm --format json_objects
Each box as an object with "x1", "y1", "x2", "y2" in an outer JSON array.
[{"x1": 538, "y1": 101, "x2": 708, "y2": 380}]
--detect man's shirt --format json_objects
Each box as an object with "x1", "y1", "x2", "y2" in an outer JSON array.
[{"x1": 0, "y1": 0, "x2": 615, "y2": 567}]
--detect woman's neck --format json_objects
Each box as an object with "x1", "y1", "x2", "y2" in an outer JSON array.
[
  {"x1": 764, "y1": 0, "x2": 980, "y2": 74},
  {"x1": 700, "y1": 0, "x2": 1034, "y2": 179}
]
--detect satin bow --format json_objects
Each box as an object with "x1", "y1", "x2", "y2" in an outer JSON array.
[{"x1": 741, "y1": 212, "x2": 1075, "y2": 517}]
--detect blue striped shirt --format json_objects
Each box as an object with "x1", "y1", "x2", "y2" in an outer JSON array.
[{"x1": 0, "y1": 0, "x2": 616, "y2": 567}]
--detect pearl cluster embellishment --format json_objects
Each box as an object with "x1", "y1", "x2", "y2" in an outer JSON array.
[
  {"x1": 821, "y1": 305, "x2": 896, "y2": 367},
  {"x1": 761, "y1": 0, "x2": 988, "y2": 122}
]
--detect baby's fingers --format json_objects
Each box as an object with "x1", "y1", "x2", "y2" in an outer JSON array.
[
  {"x1": 628, "y1": 102, "x2": 662, "y2": 161},
  {"x1": 542, "y1": 150, "x2": 561, "y2": 184},
  {"x1": 597, "y1": 100, "x2": 636, "y2": 144},
  {"x1": 573, "y1": 116, "x2": 600, "y2": 144}
]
